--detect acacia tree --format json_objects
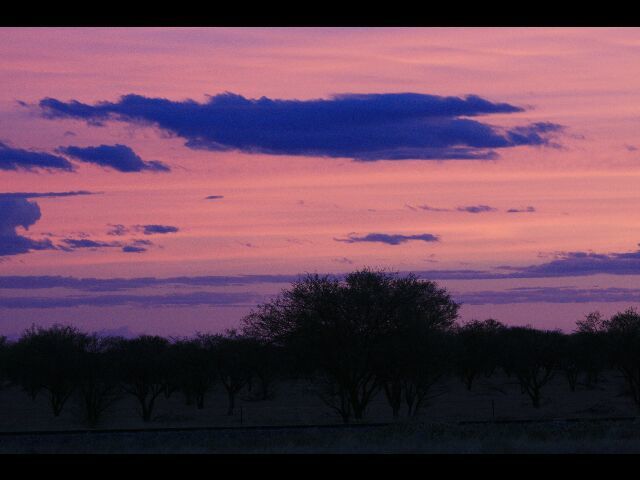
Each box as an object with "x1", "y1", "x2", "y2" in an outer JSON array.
[
  {"x1": 454, "y1": 319, "x2": 507, "y2": 391},
  {"x1": 604, "y1": 308, "x2": 640, "y2": 410},
  {"x1": 242, "y1": 269, "x2": 459, "y2": 422},
  {"x1": 10, "y1": 324, "x2": 87, "y2": 416},
  {"x1": 199, "y1": 331, "x2": 254, "y2": 415},
  {"x1": 171, "y1": 337, "x2": 216, "y2": 409},
  {"x1": 114, "y1": 335, "x2": 171, "y2": 421},
  {"x1": 499, "y1": 327, "x2": 563, "y2": 408},
  {"x1": 76, "y1": 335, "x2": 122, "y2": 427},
  {"x1": 0, "y1": 336, "x2": 10, "y2": 392},
  {"x1": 575, "y1": 311, "x2": 609, "y2": 387}
]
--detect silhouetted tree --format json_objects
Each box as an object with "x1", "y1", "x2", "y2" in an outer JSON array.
[
  {"x1": 499, "y1": 327, "x2": 563, "y2": 408},
  {"x1": 114, "y1": 335, "x2": 171, "y2": 421},
  {"x1": 0, "y1": 336, "x2": 11, "y2": 391},
  {"x1": 200, "y1": 331, "x2": 253, "y2": 415},
  {"x1": 171, "y1": 337, "x2": 216, "y2": 409},
  {"x1": 76, "y1": 335, "x2": 122, "y2": 427},
  {"x1": 243, "y1": 269, "x2": 459, "y2": 422},
  {"x1": 603, "y1": 308, "x2": 640, "y2": 410},
  {"x1": 244, "y1": 340, "x2": 284, "y2": 401},
  {"x1": 454, "y1": 319, "x2": 507, "y2": 390},
  {"x1": 10, "y1": 325, "x2": 87, "y2": 416},
  {"x1": 575, "y1": 311, "x2": 609, "y2": 387}
]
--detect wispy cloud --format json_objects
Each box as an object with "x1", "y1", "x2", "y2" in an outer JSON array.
[{"x1": 335, "y1": 232, "x2": 440, "y2": 245}]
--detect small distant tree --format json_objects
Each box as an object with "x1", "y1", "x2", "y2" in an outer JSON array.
[
  {"x1": 604, "y1": 308, "x2": 640, "y2": 410},
  {"x1": 244, "y1": 340, "x2": 284, "y2": 401},
  {"x1": 0, "y1": 336, "x2": 11, "y2": 391},
  {"x1": 10, "y1": 325, "x2": 87, "y2": 416},
  {"x1": 114, "y1": 335, "x2": 171, "y2": 421},
  {"x1": 200, "y1": 332, "x2": 254, "y2": 415},
  {"x1": 575, "y1": 311, "x2": 609, "y2": 387},
  {"x1": 171, "y1": 338, "x2": 216, "y2": 409},
  {"x1": 454, "y1": 319, "x2": 507, "y2": 390},
  {"x1": 499, "y1": 327, "x2": 563, "y2": 408},
  {"x1": 76, "y1": 335, "x2": 122, "y2": 427}
]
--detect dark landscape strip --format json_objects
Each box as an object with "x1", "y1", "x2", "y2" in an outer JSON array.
[{"x1": 0, "y1": 416, "x2": 638, "y2": 437}]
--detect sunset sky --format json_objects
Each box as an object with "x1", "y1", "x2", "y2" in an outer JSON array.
[{"x1": 2, "y1": 27, "x2": 640, "y2": 337}]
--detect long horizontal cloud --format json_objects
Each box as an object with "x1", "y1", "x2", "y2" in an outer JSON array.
[
  {"x1": 0, "y1": 274, "x2": 305, "y2": 291},
  {"x1": 0, "y1": 291, "x2": 261, "y2": 309},
  {"x1": 0, "y1": 142, "x2": 73, "y2": 171},
  {"x1": 335, "y1": 232, "x2": 440, "y2": 245},
  {"x1": 457, "y1": 286, "x2": 640, "y2": 305},
  {"x1": 57, "y1": 144, "x2": 170, "y2": 172},
  {"x1": 0, "y1": 191, "x2": 95, "y2": 199},
  {"x1": 39, "y1": 92, "x2": 562, "y2": 161}
]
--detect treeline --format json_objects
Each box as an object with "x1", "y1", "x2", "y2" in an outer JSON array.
[{"x1": 0, "y1": 269, "x2": 639, "y2": 427}]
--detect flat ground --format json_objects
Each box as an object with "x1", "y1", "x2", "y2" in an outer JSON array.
[{"x1": 0, "y1": 371, "x2": 638, "y2": 452}]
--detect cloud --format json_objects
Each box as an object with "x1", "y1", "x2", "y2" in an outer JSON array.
[
  {"x1": 140, "y1": 224, "x2": 179, "y2": 235},
  {"x1": 39, "y1": 92, "x2": 563, "y2": 161},
  {"x1": 456, "y1": 204, "x2": 496, "y2": 213},
  {"x1": 205, "y1": 195, "x2": 224, "y2": 200},
  {"x1": 335, "y1": 232, "x2": 440, "y2": 245},
  {"x1": 0, "y1": 274, "x2": 306, "y2": 291},
  {"x1": 416, "y1": 204, "x2": 451, "y2": 212},
  {"x1": 457, "y1": 286, "x2": 640, "y2": 305},
  {"x1": 0, "y1": 291, "x2": 260, "y2": 309},
  {"x1": 507, "y1": 206, "x2": 536, "y2": 213},
  {"x1": 57, "y1": 144, "x2": 170, "y2": 172},
  {"x1": 0, "y1": 197, "x2": 54, "y2": 256},
  {"x1": 0, "y1": 191, "x2": 95, "y2": 199},
  {"x1": 497, "y1": 249, "x2": 640, "y2": 278},
  {"x1": 0, "y1": 142, "x2": 74, "y2": 172},
  {"x1": 107, "y1": 224, "x2": 129, "y2": 236},
  {"x1": 60, "y1": 238, "x2": 120, "y2": 250},
  {"x1": 122, "y1": 245, "x2": 147, "y2": 253}
]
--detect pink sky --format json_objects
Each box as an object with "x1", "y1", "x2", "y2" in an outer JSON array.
[{"x1": 2, "y1": 28, "x2": 640, "y2": 336}]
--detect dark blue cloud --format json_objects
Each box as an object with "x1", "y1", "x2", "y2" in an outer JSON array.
[
  {"x1": 0, "y1": 191, "x2": 95, "y2": 199},
  {"x1": 497, "y1": 250, "x2": 640, "y2": 278},
  {"x1": 122, "y1": 245, "x2": 147, "y2": 253},
  {"x1": 39, "y1": 92, "x2": 563, "y2": 161},
  {"x1": 456, "y1": 205, "x2": 496, "y2": 213},
  {"x1": 140, "y1": 224, "x2": 179, "y2": 235},
  {"x1": 335, "y1": 232, "x2": 440, "y2": 245},
  {"x1": 0, "y1": 142, "x2": 73, "y2": 172},
  {"x1": 57, "y1": 144, "x2": 170, "y2": 172},
  {"x1": 205, "y1": 195, "x2": 224, "y2": 200},
  {"x1": 0, "y1": 197, "x2": 54, "y2": 256},
  {"x1": 457, "y1": 286, "x2": 640, "y2": 305},
  {"x1": 60, "y1": 238, "x2": 119, "y2": 250},
  {"x1": 507, "y1": 206, "x2": 536, "y2": 213}
]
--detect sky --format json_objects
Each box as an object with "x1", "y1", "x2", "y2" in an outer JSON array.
[{"x1": 2, "y1": 27, "x2": 640, "y2": 337}]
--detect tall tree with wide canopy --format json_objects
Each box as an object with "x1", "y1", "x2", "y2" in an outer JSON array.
[{"x1": 242, "y1": 269, "x2": 459, "y2": 422}]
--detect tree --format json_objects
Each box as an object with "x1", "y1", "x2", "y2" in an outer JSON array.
[
  {"x1": 170, "y1": 337, "x2": 216, "y2": 409},
  {"x1": 242, "y1": 269, "x2": 459, "y2": 422},
  {"x1": 603, "y1": 308, "x2": 640, "y2": 410},
  {"x1": 0, "y1": 336, "x2": 11, "y2": 391},
  {"x1": 199, "y1": 331, "x2": 254, "y2": 415},
  {"x1": 10, "y1": 324, "x2": 87, "y2": 416},
  {"x1": 114, "y1": 335, "x2": 171, "y2": 421},
  {"x1": 454, "y1": 319, "x2": 507, "y2": 391},
  {"x1": 76, "y1": 335, "x2": 122, "y2": 427},
  {"x1": 574, "y1": 311, "x2": 609, "y2": 387},
  {"x1": 499, "y1": 327, "x2": 563, "y2": 408}
]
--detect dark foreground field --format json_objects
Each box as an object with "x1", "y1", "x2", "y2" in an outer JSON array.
[
  {"x1": 1, "y1": 370, "x2": 639, "y2": 453},
  {"x1": 3, "y1": 421, "x2": 640, "y2": 453}
]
